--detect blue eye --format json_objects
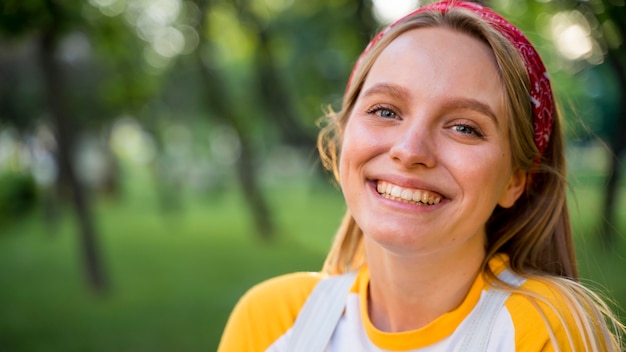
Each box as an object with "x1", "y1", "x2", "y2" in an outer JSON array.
[
  {"x1": 366, "y1": 105, "x2": 398, "y2": 119},
  {"x1": 454, "y1": 125, "x2": 473, "y2": 134},
  {"x1": 377, "y1": 109, "x2": 396, "y2": 119},
  {"x1": 452, "y1": 124, "x2": 484, "y2": 138}
]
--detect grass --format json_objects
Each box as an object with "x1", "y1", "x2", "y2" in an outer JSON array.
[
  {"x1": 0, "y1": 172, "x2": 346, "y2": 352},
  {"x1": 0, "y1": 169, "x2": 624, "y2": 351}
]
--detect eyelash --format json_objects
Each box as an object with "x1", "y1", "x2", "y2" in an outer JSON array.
[
  {"x1": 366, "y1": 104, "x2": 399, "y2": 119},
  {"x1": 451, "y1": 123, "x2": 485, "y2": 138},
  {"x1": 365, "y1": 104, "x2": 486, "y2": 139}
]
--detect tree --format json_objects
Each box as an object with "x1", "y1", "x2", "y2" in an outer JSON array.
[
  {"x1": 0, "y1": 0, "x2": 109, "y2": 292},
  {"x1": 549, "y1": 0, "x2": 626, "y2": 246},
  {"x1": 581, "y1": 0, "x2": 626, "y2": 246}
]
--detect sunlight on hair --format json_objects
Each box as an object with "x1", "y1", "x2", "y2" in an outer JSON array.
[{"x1": 372, "y1": 0, "x2": 420, "y2": 24}]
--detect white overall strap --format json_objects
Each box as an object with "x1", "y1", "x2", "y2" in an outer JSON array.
[
  {"x1": 461, "y1": 268, "x2": 526, "y2": 351},
  {"x1": 286, "y1": 271, "x2": 358, "y2": 352}
]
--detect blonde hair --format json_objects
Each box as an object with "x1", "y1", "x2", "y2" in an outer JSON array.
[{"x1": 317, "y1": 7, "x2": 624, "y2": 351}]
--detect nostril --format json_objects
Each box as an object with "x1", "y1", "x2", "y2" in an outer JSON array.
[{"x1": 388, "y1": 138, "x2": 436, "y2": 168}]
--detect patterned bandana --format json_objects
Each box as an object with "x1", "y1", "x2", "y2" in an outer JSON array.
[{"x1": 347, "y1": 0, "x2": 554, "y2": 154}]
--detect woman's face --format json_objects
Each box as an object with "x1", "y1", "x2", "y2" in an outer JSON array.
[{"x1": 339, "y1": 27, "x2": 526, "y2": 258}]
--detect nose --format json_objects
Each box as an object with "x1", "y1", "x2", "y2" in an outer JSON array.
[{"x1": 388, "y1": 123, "x2": 437, "y2": 169}]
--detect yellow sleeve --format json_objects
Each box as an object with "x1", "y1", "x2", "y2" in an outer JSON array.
[
  {"x1": 506, "y1": 279, "x2": 586, "y2": 352},
  {"x1": 217, "y1": 272, "x2": 322, "y2": 352}
]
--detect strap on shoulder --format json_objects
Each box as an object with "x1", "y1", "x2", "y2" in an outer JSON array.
[
  {"x1": 286, "y1": 271, "x2": 358, "y2": 352},
  {"x1": 461, "y1": 268, "x2": 526, "y2": 350},
  {"x1": 286, "y1": 268, "x2": 524, "y2": 352}
]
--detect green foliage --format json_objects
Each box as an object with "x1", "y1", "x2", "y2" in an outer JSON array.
[
  {"x1": 0, "y1": 0, "x2": 51, "y2": 36},
  {"x1": 0, "y1": 178, "x2": 345, "y2": 351},
  {"x1": 0, "y1": 172, "x2": 37, "y2": 229},
  {"x1": 85, "y1": 11, "x2": 161, "y2": 114},
  {"x1": 0, "y1": 0, "x2": 83, "y2": 37}
]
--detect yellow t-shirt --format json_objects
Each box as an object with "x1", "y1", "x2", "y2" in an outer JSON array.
[{"x1": 218, "y1": 256, "x2": 582, "y2": 351}]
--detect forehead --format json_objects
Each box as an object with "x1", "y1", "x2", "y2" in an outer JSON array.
[{"x1": 361, "y1": 27, "x2": 505, "y2": 118}]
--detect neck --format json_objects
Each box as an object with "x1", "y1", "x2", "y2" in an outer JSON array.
[{"x1": 364, "y1": 240, "x2": 485, "y2": 332}]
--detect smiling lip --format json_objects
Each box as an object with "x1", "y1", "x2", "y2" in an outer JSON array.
[{"x1": 375, "y1": 180, "x2": 443, "y2": 206}]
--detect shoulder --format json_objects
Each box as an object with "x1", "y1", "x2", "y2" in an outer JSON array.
[
  {"x1": 239, "y1": 272, "x2": 324, "y2": 316},
  {"x1": 217, "y1": 272, "x2": 323, "y2": 352},
  {"x1": 504, "y1": 275, "x2": 588, "y2": 351}
]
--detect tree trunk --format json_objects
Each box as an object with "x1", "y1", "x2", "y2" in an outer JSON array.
[
  {"x1": 39, "y1": 0, "x2": 108, "y2": 293},
  {"x1": 601, "y1": 50, "x2": 626, "y2": 247},
  {"x1": 252, "y1": 22, "x2": 314, "y2": 149},
  {"x1": 236, "y1": 137, "x2": 274, "y2": 240},
  {"x1": 191, "y1": 0, "x2": 276, "y2": 239},
  {"x1": 194, "y1": 51, "x2": 276, "y2": 238}
]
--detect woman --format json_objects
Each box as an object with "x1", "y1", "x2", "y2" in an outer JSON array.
[{"x1": 218, "y1": 1, "x2": 624, "y2": 351}]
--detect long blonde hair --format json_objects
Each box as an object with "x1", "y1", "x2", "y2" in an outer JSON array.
[{"x1": 317, "y1": 6, "x2": 624, "y2": 351}]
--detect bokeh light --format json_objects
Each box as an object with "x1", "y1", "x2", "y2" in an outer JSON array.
[
  {"x1": 550, "y1": 11, "x2": 599, "y2": 62},
  {"x1": 372, "y1": 0, "x2": 419, "y2": 24}
]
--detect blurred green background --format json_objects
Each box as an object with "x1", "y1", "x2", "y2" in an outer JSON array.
[{"x1": 1, "y1": 0, "x2": 625, "y2": 350}]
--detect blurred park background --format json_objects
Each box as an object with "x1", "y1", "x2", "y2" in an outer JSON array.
[{"x1": 1, "y1": 0, "x2": 626, "y2": 350}]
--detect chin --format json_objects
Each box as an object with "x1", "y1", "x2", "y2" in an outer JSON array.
[{"x1": 363, "y1": 227, "x2": 434, "y2": 253}]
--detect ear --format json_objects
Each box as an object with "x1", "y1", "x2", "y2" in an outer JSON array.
[{"x1": 498, "y1": 168, "x2": 527, "y2": 208}]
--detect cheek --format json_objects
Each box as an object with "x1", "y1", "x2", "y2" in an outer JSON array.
[
  {"x1": 338, "y1": 119, "x2": 376, "y2": 186},
  {"x1": 462, "y1": 150, "x2": 514, "y2": 200},
  {"x1": 338, "y1": 136, "x2": 359, "y2": 187},
  {"x1": 343, "y1": 118, "x2": 387, "y2": 155},
  {"x1": 446, "y1": 143, "x2": 508, "y2": 176},
  {"x1": 337, "y1": 135, "x2": 351, "y2": 187},
  {"x1": 338, "y1": 120, "x2": 358, "y2": 176}
]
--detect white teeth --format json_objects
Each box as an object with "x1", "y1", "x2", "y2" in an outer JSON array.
[
  {"x1": 376, "y1": 181, "x2": 442, "y2": 205},
  {"x1": 391, "y1": 185, "x2": 402, "y2": 197}
]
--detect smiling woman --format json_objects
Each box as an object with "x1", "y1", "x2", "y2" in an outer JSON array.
[
  {"x1": 217, "y1": 1, "x2": 625, "y2": 351},
  {"x1": 339, "y1": 26, "x2": 521, "y2": 264}
]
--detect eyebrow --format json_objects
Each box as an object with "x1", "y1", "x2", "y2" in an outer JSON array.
[
  {"x1": 361, "y1": 83, "x2": 411, "y2": 100},
  {"x1": 361, "y1": 83, "x2": 500, "y2": 128},
  {"x1": 444, "y1": 97, "x2": 500, "y2": 128}
]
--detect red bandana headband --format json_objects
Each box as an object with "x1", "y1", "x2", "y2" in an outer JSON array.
[{"x1": 348, "y1": 0, "x2": 554, "y2": 154}]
